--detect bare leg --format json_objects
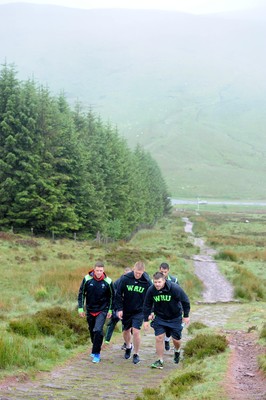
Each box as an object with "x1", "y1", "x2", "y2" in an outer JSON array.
[
  {"x1": 123, "y1": 329, "x2": 132, "y2": 347},
  {"x1": 155, "y1": 333, "x2": 164, "y2": 360},
  {"x1": 132, "y1": 327, "x2": 141, "y2": 353},
  {"x1": 172, "y1": 338, "x2": 181, "y2": 351}
]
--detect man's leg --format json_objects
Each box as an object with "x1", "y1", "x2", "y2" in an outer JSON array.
[
  {"x1": 155, "y1": 333, "x2": 165, "y2": 361},
  {"x1": 164, "y1": 334, "x2": 171, "y2": 350},
  {"x1": 172, "y1": 338, "x2": 181, "y2": 364},
  {"x1": 91, "y1": 312, "x2": 107, "y2": 355},
  {"x1": 132, "y1": 327, "x2": 141, "y2": 354},
  {"x1": 123, "y1": 328, "x2": 132, "y2": 347},
  {"x1": 87, "y1": 314, "x2": 96, "y2": 346},
  {"x1": 105, "y1": 315, "x2": 119, "y2": 343},
  {"x1": 123, "y1": 328, "x2": 133, "y2": 359}
]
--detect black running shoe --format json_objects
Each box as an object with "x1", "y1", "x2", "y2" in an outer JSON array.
[
  {"x1": 121, "y1": 342, "x2": 127, "y2": 350},
  {"x1": 124, "y1": 346, "x2": 132, "y2": 359},
  {"x1": 174, "y1": 351, "x2": 180, "y2": 364},
  {"x1": 133, "y1": 354, "x2": 140, "y2": 364},
  {"x1": 165, "y1": 340, "x2": 170, "y2": 351}
]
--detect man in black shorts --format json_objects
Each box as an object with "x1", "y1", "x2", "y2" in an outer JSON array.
[
  {"x1": 159, "y1": 262, "x2": 179, "y2": 351},
  {"x1": 143, "y1": 271, "x2": 190, "y2": 369},
  {"x1": 116, "y1": 261, "x2": 152, "y2": 365},
  {"x1": 104, "y1": 267, "x2": 131, "y2": 345}
]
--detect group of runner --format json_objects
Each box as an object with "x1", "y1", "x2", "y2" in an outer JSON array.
[{"x1": 78, "y1": 260, "x2": 190, "y2": 369}]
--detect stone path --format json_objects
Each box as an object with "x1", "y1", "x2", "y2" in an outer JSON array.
[
  {"x1": 0, "y1": 330, "x2": 185, "y2": 400},
  {"x1": 182, "y1": 217, "x2": 234, "y2": 303}
]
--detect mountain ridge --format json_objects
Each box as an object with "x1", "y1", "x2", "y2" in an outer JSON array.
[{"x1": 1, "y1": 4, "x2": 266, "y2": 199}]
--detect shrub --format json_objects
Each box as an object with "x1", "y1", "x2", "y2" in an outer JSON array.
[
  {"x1": 258, "y1": 354, "x2": 266, "y2": 373},
  {"x1": 233, "y1": 265, "x2": 265, "y2": 301},
  {"x1": 9, "y1": 307, "x2": 88, "y2": 345},
  {"x1": 187, "y1": 321, "x2": 208, "y2": 334},
  {"x1": 34, "y1": 307, "x2": 88, "y2": 344},
  {"x1": 169, "y1": 371, "x2": 203, "y2": 396},
  {"x1": 34, "y1": 286, "x2": 49, "y2": 301},
  {"x1": 184, "y1": 334, "x2": 228, "y2": 360},
  {"x1": 9, "y1": 318, "x2": 39, "y2": 338},
  {"x1": 215, "y1": 250, "x2": 238, "y2": 262},
  {"x1": 136, "y1": 388, "x2": 164, "y2": 400},
  {"x1": 260, "y1": 323, "x2": 266, "y2": 339}
]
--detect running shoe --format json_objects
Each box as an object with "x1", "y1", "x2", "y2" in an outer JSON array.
[
  {"x1": 174, "y1": 351, "x2": 180, "y2": 364},
  {"x1": 92, "y1": 353, "x2": 101, "y2": 363},
  {"x1": 151, "y1": 359, "x2": 163, "y2": 369},
  {"x1": 121, "y1": 342, "x2": 127, "y2": 350},
  {"x1": 124, "y1": 346, "x2": 132, "y2": 359},
  {"x1": 133, "y1": 354, "x2": 140, "y2": 364}
]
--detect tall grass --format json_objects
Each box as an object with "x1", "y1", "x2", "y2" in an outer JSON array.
[{"x1": 0, "y1": 333, "x2": 35, "y2": 369}]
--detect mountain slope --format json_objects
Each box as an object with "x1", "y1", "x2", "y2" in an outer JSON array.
[{"x1": 1, "y1": 4, "x2": 266, "y2": 199}]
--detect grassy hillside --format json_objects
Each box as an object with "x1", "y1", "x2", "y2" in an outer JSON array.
[
  {"x1": 0, "y1": 211, "x2": 265, "y2": 398},
  {"x1": 1, "y1": 4, "x2": 266, "y2": 199}
]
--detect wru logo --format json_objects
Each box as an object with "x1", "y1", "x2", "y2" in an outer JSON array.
[
  {"x1": 126, "y1": 285, "x2": 145, "y2": 293},
  {"x1": 153, "y1": 295, "x2": 172, "y2": 302}
]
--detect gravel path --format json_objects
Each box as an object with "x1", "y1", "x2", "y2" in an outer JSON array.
[
  {"x1": 183, "y1": 216, "x2": 266, "y2": 400},
  {"x1": 182, "y1": 217, "x2": 234, "y2": 303},
  {"x1": 0, "y1": 331, "x2": 187, "y2": 400}
]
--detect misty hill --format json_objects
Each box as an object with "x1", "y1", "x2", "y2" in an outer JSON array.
[{"x1": 1, "y1": 4, "x2": 266, "y2": 200}]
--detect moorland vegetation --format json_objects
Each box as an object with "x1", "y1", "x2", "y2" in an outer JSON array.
[{"x1": 0, "y1": 209, "x2": 265, "y2": 399}]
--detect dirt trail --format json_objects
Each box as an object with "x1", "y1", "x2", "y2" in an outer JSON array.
[
  {"x1": 0, "y1": 218, "x2": 265, "y2": 400},
  {"x1": 182, "y1": 217, "x2": 234, "y2": 302},
  {"x1": 183, "y1": 217, "x2": 266, "y2": 400}
]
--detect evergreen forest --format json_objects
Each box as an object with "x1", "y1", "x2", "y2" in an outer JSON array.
[{"x1": 0, "y1": 64, "x2": 171, "y2": 238}]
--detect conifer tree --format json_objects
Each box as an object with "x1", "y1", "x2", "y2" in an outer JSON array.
[{"x1": 0, "y1": 63, "x2": 23, "y2": 226}]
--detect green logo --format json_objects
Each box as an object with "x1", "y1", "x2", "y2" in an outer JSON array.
[
  {"x1": 126, "y1": 285, "x2": 145, "y2": 293},
  {"x1": 153, "y1": 294, "x2": 172, "y2": 302}
]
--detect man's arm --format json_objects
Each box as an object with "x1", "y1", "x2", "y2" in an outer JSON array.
[
  {"x1": 77, "y1": 277, "x2": 86, "y2": 317},
  {"x1": 178, "y1": 287, "x2": 190, "y2": 318},
  {"x1": 114, "y1": 276, "x2": 125, "y2": 312},
  {"x1": 107, "y1": 278, "x2": 115, "y2": 318},
  {"x1": 143, "y1": 286, "x2": 154, "y2": 321}
]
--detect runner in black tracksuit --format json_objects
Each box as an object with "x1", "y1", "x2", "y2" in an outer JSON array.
[
  {"x1": 143, "y1": 271, "x2": 190, "y2": 369},
  {"x1": 78, "y1": 261, "x2": 114, "y2": 364},
  {"x1": 115, "y1": 261, "x2": 152, "y2": 364}
]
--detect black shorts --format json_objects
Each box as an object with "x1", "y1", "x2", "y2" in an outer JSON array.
[
  {"x1": 122, "y1": 312, "x2": 144, "y2": 331},
  {"x1": 151, "y1": 316, "x2": 183, "y2": 340}
]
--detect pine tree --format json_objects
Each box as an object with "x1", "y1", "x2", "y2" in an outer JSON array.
[{"x1": 0, "y1": 63, "x2": 22, "y2": 226}]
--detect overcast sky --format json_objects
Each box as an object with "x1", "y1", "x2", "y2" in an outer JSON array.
[{"x1": 0, "y1": 0, "x2": 265, "y2": 14}]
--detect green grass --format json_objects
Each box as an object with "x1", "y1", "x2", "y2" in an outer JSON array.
[{"x1": 0, "y1": 210, "x2": 265, "y2": 396}]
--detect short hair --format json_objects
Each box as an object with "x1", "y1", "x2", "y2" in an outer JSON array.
[
  {"x1": 133, "y1": 261, "x2": 145, "y2": 271},
  {"x1": 124, "y1": 267, "x2": 132, "y2": 273},
  {"x1": 160, "y1": 262, "x2": 169, "y2": 270},
  {"x1": 95, "y1": 261, "x2": 104, "y2": 268},
  {"x1": 153, "y1": 271, "x2": 165, "y2": 280}
]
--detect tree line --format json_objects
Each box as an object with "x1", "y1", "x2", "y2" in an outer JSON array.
[{"x1": 0, "y1": 64, "x2": 171, "y2": 239}]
